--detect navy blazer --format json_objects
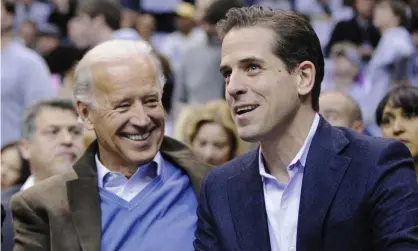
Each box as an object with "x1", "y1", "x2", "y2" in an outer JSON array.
[{"x1": 194, "y1": 118, "x2": 418, "y2": 251}]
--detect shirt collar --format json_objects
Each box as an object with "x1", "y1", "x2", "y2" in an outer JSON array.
[
  {"x1": 20, "y1": 175, "x2": 35, "y2": 191},
  {"x1": 96, "y1": 152, "x2": 163, "y2": 188},
  {"x1": 259, "y1": 113, "x2": 320, "y2": 177}
]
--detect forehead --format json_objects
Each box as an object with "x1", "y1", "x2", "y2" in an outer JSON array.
[
  {"x1": 92, "y1": 58, "x2": 159, "y2": 96},
  {"x1": 35, "y1": 107, "x2": 78, "y2": 128},
  {"x1": 383, "y1": 104, "x2": 402, "y2": 114},
  {"x1": 196, "y1": 122, "x2": 228, "y2": 139},
  {"x1": 221, "y1": 26, "x2": 279, "y2": 66}
]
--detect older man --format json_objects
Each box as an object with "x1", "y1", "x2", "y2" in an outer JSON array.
[
  {"x1": 10, "y1": 40, "x2": 212, "y2": 251},
  {"x1": 319, "y1": 91, "x2": 364, "y2": 133}
]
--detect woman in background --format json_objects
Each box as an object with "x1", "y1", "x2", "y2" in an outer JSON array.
[
  {"x1": 187, "y1": 100, "x2": 249, "y2": 166},
  {"x1": 376, "y1": 85, "x2": 418, "y2": 173},
  {"x1": 1, "y1": 142, "x2": 30, "y2": 190}
]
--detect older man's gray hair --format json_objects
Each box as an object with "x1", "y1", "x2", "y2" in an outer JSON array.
[
  {"x1": 21, "y1": 98, "x2": 78, "y2": 140},
  {"x1": 73, "y1": 40, "x2": 166, "y2": 106}
]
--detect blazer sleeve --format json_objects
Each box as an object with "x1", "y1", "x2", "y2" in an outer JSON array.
[
  {"x1": 194, "y1": 173, "x2": 223, "y2": 251},
  {"x1": 10, "y1": 193, "x2": 50, "y2": 251},
  {"x1": 369, "y1": 140, "x2": 418, "y2": 250}
]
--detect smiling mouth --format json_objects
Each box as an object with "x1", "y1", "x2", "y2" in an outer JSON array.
[
  {"x1": 122, "y1": 130, "x2": 153, "y2": 141},
  {"x1": 235, "y1": 105, "x2": 259, "y2": 115}
]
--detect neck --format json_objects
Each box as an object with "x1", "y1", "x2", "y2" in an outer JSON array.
[
  {"x1": 1, "y1": 33, "x2": 12, "y2": 49},
  {"x1": 97, "y1": 26, "x2": 114, "y2": 44},
  {"x1": 180, "y1": 28, "x2": 193, "y2": 36},
  {"x1": 380, "y1": 24, "x2": 398, "y2": 34},
  {"x1": 333, "y1": 75, "x2": 355, "y2": 91},
  {"x1": 97, "y1": 143, "x2": 139, "y2": 178},
  {"x1": 260, "y1": 107, "x2": 316, "y2": 180}
]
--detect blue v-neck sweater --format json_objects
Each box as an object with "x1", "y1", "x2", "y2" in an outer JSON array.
[{"x1": 99, "y1": 159, "x2": 197, "y2": 251}]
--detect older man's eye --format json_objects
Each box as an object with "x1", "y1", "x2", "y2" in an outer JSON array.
[
  {"x1": 117, "y1": 103, "x2": 130, "y2": 109},
  {"x1": 145, "y1": 99, "x2": 159, "y2": 107}
]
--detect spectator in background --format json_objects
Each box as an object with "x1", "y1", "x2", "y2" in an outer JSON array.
[
  {"x1": 376, "y1": 85, "x2": 418, "y2": 173},
  {"x1": 2, "y1": 98, "x2": 84, "y2": 251},
  {"x1": 18, "y1": 99, "x2": 84, "y2": 191},
  {"x1": 48, "y1": 0, "x2": 78, "y2": 39},
  {"x1": 160, "y1": 2, "x2": 206, "y2": 75},
  {"x1": 187, "y1": 100, "x2": 248, "y2": 166},
  {"x1": 369, "y1": 0, "x2": 414, "y2": 84},
  {"x1": 321, "y1": 42, "x2": 380, "y2": 128},
  {"x1": 120, "y1": 0, "x2": 139, "y2": 29},
  {"x1": 295, "y1": 0, "x2": 344, "y2": 18},
  {"x1": 319, "y1": 91, "x2": 364, "y2": 133},
  {"x1": 14, "y1": 0, "x2": 51, "y2": 31},
  {"x1": 173, "y1": 0, "x2": 245, "y2": 118},
  {"x1": 1, "y1": 143, "x2": 30, "y2": 251},
  {"x1": 69, "y1": 0, "x2": 140, "y2": 50},
  {"x1": 17, "y1": 19, "x2": 36, "y2": 48},
  {"x1": 36, "y1": 23, "x2": 61, "y2": 56},
  {"x1": 1, "y1": 143, "x2": 30, "y2": 190},
  {"x1": 325, "y1": 0, "x2": 380, "y2": 61},
  {"x1": 323, "y1": 42, "x2": 364, "y2": 92},
  {"x1": 135, "y1": 13, "x2": 157, "y2": 44},
  {"x1": 1, "y1": 1, "x2": 55, "y2": 148}
]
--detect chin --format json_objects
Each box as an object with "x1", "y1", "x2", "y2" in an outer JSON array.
[
  {"x1": 237, "y1": 127, "x2": 261, "y2": 143},
  {"x1": 126, "y1": 145, "x2": 159, "y2": 166}
]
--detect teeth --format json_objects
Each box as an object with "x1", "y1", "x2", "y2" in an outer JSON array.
[
  {"x1": 125, "y1": 132, "x2": 151, "y2": 141},
  {"x1": 236, "y1": 105, "x2": 258, "y2": 114}
]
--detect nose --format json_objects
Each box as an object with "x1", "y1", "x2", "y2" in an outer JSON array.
[
  {"x1": 129, "y1": 103, "x2": 151, "y2": 128},
  {"x1": 392, "y1": 119, "x2": 405, "y2": 136},
  {"x1": 201, "y1": 146, "x2": 215, "y2": 164},
  {"x1": 226, "y1": 71, "x2": 247, "y2": 98},
  {"x1": 60, "y1": 129, "x2": 73, "y2": 146}
]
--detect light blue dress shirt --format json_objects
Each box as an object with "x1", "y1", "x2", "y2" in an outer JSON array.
[
  {"x1": 95, "y1": 152, "x2": 162, "y2": 202},
  {"x1": 259, "y1": 113, "x2": 320, "y2": 251}
]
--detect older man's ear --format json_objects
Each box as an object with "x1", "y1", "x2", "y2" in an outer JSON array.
[{"x1": 76, "y1": 101, "x2": 94, "y2": 131}]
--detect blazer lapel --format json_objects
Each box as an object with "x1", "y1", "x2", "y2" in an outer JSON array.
[
  {"x1": 297, "y1": 119, "x2": 351, "y2": 251},
  {"x1": 228, "y1": 149, "x2": 271, "y2": 251},
  {"x1": 160, "y1": 137, "x2": 213, "y2": 197},
  {"x1": 67, "y1": 142, "x2": 101, "y2": 251}
]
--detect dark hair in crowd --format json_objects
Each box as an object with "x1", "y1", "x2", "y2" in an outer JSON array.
[
  {"x1": 4, "y1": 2, "x2": 15, "y2": 15},
  {"x1": 375, "y1": 85, "x2": 418, "y2": 126},
  {"x1": 216, "y1": 7, "x2": 324, "y2": 111},
  {"x1": 203, "y1": 0, "x2": 245, "y2": 25},
  {"x1": 1, "y1": 142, "x2": 31, "y2": 186},
  {"x1": 22, "y1": 99, "x2": 78, "y2": 140},
  {"x1": 78, "y1": 0, "x2": 121, "y2": 30}
]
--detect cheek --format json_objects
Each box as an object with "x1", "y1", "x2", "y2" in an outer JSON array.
[{"x1": 381, "y1": 126, "x2": 393, "y2": 138}]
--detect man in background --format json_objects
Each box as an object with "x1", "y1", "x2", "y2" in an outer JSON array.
[
  {"x1": 68, "y1": 0, "x2": 140, "y2": 50},
  {"x1": 1, "y1": 0, "x2": 55, "y2": 147},
  {"x1": 2, "y1": 98, "x2": 84, "y2": 251},
  {"x1": 160, "y1": 2, "x2": 206, "y2": 75},
  {"x1": 172, "y1": 0, "x2": 244, "y2": 118},
  {"x1": 319, "y1": 91, "x2": 364, "y2": 133}
]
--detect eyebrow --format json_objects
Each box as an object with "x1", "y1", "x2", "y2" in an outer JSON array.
[{"x1": 220, "y1": 56, "x2": 266, "y2": 73}]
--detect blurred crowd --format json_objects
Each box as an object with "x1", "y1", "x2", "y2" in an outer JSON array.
[{"x1": 1, "y1": 0, "x2": 418, "y2": 249}]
